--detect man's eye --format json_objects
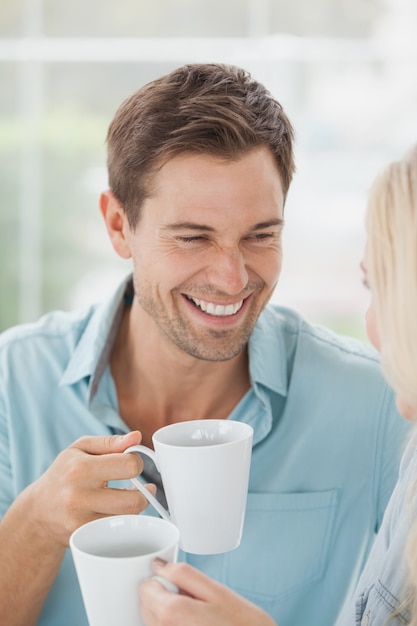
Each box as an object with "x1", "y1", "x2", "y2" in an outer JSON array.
[
  {"x1": 177, "y1": 236, "x2": 206, "y2": 243},
  {"x1": 248, "y1": 233, "x2": 275, "y2": 241}
]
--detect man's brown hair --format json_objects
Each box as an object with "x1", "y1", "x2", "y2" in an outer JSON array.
[{"x1": 107, "y1": 63, "x2": 295, "y2": 228}]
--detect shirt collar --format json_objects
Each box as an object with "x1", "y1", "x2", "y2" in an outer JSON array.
[
  {"x1": 60, "y1": 276, "x2": 289, "y2": 400},
  {"x1": 60, "y1": 275, "x2": 132, "y2": 393},
  {"x1": 248, "y1": 305, "x2": 289, "y2": 397}
]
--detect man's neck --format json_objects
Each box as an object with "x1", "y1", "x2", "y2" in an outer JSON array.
[{"x1": 110, "y1": 303, "x2": 251, "y2": 447}]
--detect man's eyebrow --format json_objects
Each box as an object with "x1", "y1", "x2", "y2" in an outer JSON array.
[
  {"x1": 162, "y1": 219, "x2": 284, "y2": 232},
  {"x1": 162, "y1": 222, "x2": 216, "y2": 232},
  {"x1": 250, "y1": 219, "x2": 284, "y2": 230}
]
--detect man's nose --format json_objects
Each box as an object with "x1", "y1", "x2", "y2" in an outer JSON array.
[{"x1": 205, "y1": 247, "x2": 249, "y2": 295}]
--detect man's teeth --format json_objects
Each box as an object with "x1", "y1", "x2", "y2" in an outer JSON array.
[{"x1": 188, "y1": 297, "x2": 244, "y2": 316}]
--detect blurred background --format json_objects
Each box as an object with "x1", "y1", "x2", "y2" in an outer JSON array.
[{"x1": 1, "y1": 0, "x2": 417, "y2": 339}]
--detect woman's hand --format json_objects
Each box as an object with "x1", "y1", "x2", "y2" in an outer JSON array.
[{"x1": 140, "y1": 559, "x2": 277, "y2": 626}]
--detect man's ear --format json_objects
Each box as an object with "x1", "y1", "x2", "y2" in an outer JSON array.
[{"x1": 99, "y1": 190, "x2": 132, "y2": 259}]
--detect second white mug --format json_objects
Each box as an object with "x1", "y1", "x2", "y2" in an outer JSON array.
[
  {"x1": 70, "y1": 514, "x2": 179, "y2": 626},
  {"x1": 124, "y1": 419, "x2": 253, "y2": 554}
]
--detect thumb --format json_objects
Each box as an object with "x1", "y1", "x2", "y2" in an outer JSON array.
[{"x1": 70, "y1": 431, "x2": 143, "y2": 455}]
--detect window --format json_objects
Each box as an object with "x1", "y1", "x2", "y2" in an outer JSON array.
[{"x1": 1, "y1": 0, "x2": 416, "y2": 339}]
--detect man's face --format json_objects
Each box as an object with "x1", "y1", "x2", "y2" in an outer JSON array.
[{"x1": 124, "y1": 147, "x2": 285, "y2": 361}]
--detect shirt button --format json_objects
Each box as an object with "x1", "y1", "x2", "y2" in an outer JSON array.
[{"x1": 361, "y1": 614, "x2": 370, "y2": 626}]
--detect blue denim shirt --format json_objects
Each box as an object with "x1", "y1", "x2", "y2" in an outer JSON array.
[
  {"x1": 337, "y1": 430, "x2": 417, "y2": 626},
  {"x1": 0, "y1": 276, "x2": 410, "y2": 626}
]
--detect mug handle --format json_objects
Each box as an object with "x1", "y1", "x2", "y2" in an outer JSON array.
[{"x1": 123, "y1": 445, "x2": 171, "y2": 522}]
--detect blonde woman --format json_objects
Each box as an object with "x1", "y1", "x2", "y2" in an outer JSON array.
[
  {"x1": 341, "y1": 143, "x2": 417, "y2": 625},
  {"x1": 139, "y1": 144, "x2": 417, "y2": 626}
]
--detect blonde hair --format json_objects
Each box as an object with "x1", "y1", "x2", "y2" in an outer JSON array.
[
  {"x1": 366, "y1": 144, "x2": 417, "y2": 624},
  {"x1": 366, "y1": 144, "x2": 417, "y2": 411}
]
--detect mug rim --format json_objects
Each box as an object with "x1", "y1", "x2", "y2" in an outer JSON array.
[
  {"x1": 69, "y1": 514, "x2": 180, "y2": 558},
  {"x1": 153, "y1": 418, "x2": 253, "y2": 447}
]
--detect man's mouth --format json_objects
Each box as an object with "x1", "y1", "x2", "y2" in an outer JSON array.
[{"x1": 186, "y1": 296, "x2": 244, "y2": 317}]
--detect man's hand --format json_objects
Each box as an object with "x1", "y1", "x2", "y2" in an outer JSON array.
[
  {"x1": 29, "y1": 430, "x2": 153, "y2": 546},
  {"x1": 0, "y1": 430, "x2": 153, "y2": 626}
]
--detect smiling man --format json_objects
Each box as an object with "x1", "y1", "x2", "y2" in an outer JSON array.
[
  {"x1": 0, "y1": 63, "x2": 410, "y2": 626},
  {"x1": 103, "y1": 148, "x2": 284, "y2": 367}
]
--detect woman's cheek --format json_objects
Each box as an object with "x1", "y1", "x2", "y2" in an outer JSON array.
[
  {"x1": 396, "y1": 397, "x2": 417, "y2": 422},
  {"x1": 365, "y1": 305, "x2": 381, "y2": 351}
]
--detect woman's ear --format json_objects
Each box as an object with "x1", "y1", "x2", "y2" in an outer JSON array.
[{"x1": 99, "y1": 190, "x2": 132, "y2": 259}]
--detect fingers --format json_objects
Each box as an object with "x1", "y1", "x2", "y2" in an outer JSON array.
[
  {"x1": 70, "y1": 431, "x2": 142, "y2": 455},
  {"x1": 67, "y1": 482, "x2": 155, "y2": 517},
  {"x1": 151, "y1": 576, "x2": 180, "y2": 595},
  {"x1": 144, "y1": 483, "x2": 157, "y2": 497},
  {"x1": 150, "y1": 560, "x2": 222, "y2": 602},
  {"x1": 26, "y1": 432, "x2": 154, "y2": 549},
  {"x1": 57, "y1": 434, "x2": 156, "y2": 515},
  {"x1": 90, "y1": 450, "x2": 144, "y2": 482},
  {"x1": 139, "y1": 577, "x2": 203, "y2": 626},
  {"x1": 68, "y1": 432, "x2": 145, "y2": 483},
  {"x1": 141, "y1": 561, "x2": 278, "y2": 626}
]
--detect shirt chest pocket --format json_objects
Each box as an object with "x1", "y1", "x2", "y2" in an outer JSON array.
[{"x1": 223, "y1": 490, "x2": 339, "y2": 601}]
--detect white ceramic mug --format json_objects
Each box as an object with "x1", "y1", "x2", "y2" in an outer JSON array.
[
  {"x1": 124, "y1": 419, "x2": 253, "y2": 554},
  {"x1": 70, "y1": 514, "x2": 179, "y2": 626}
]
